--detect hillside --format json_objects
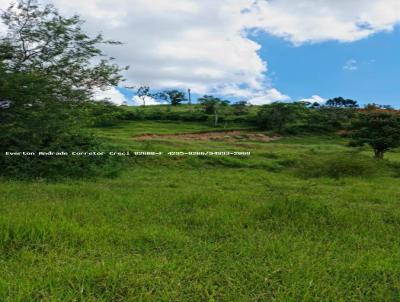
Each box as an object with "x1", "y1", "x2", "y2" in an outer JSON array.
[{"x1": 1, "y1": 119, "x2": 400, "y2": 301}]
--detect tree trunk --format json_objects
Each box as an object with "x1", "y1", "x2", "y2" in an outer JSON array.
[
  {"x1": 214, "y1": 109, "x2": 218, "y2": 126},
  {"x1": 374, "y1": 149, "x2": 384, "y2": 159}
]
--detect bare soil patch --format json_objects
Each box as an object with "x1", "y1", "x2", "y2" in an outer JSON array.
[{"x1": 133, "y1": 131, "x2": 279, "y2": 142}]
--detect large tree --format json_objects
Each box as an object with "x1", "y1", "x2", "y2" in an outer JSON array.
[
  {"x1": 349, "y1": 112, "x2": 400, "y2": 159},
  {"x1": 0, "y1": 0, "x2": 126, "y2": 178},
  {"x1": 157, "y1": 89, "x2": 187, "y2": 106},
  {"x1": 0, "y1": 0, "x2": 126, "y2": 102}
]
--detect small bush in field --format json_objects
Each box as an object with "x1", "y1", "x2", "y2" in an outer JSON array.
[{"x1": 294, "y1": 153, "x2": 382, "y2": 179}]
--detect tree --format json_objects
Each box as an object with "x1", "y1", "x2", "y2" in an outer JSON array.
[
  {"x1": 231, "y1": 101, "x2": 249, "y2": 115},
  {"x1": 349, "y1": 112, "x2": 400, "y2": 159},
  {"x1": 198, "y1": 95, "x2": 229, "y2": 126},
  {"x1": 157, "y1": 89, "x2": 187, "y2": 106},
  {"x1": 257, "y1": 102, "x2": 304, "y2": 133},
  {"x1": 0, "y1": 0, "x2": 126, "y2": 102},
  {"x1": 363, "y1": 103, "x2": 395, "y2": 111},
  {"x1": 305, "y1": 106, "x2": 354, "y2": 133},
  {"x1": 383, "y1": 105, "x2": 395, "y2": 110},
  {"x1": 326, "y1": 97, "x2": 358, "y2": 108},
  {"x1": 0, "y1": 0, "x2": 126, "y2": 178},
  {"x1": 364, "y1": 103, "x2": 381, "y2": 111},
  {"x1": 136, "y1": 86, "x2": 151, "y2": 106}
]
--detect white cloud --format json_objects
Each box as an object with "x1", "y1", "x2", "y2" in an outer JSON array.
[
  {"x1": 131, "y1": 95, "x2": 164, "y2": 106},
  {"x1": 43, "y1": 0, "x2": 267, "y2": 98},
  {"x1": 343, "y1": 59, "x2": 358, "y2": 71},
  {"x1": 93, "y1": 88, "x2": 127, "y2": 105},
  {"x1": 2, "y1": 0, "x2": 400, "y2": 102},
  {"x1": 298, "y1": 95, "x2": 326, "y2": 104},
  {"x1": 247, "y1": 89, "x2": 291, "y2": 105},
  {"x1": 250, "y1": 0, "x2": 400, "y2": 44},
  {"x1": 0, "y1": 0, "x2": 10, "y2": 34}
]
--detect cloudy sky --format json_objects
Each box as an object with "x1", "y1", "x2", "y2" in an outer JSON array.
[{"x1": 1, "y1": 0, "x2": 400, "y2": 106}]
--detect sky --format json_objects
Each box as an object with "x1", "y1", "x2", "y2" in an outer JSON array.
[{"x1": 1, "y1": 0, "x2": 400, "y2": 107}]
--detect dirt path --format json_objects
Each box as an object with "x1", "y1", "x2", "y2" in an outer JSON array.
[{"x1": 133, "y1": 131, "x2": 279, "y2": 142}]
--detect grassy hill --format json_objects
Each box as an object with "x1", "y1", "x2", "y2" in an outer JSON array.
[{"x1": 1, "y1": 119, "x2": 400, "y2": 301}]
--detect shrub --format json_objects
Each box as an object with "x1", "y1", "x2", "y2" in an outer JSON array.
[
  {"x1": 145, "y1": 108, "x2": 167, "y2": 120},
  {"x1": 294, "y1": 153, "x2": 382, "y2": 179},
  {"x1": 0, "y1": 131, "x2": 122, "y2": 180},
  {"x1": 257, "y1": 102, "x2": 307, "y2": 133},
  {"x1": 0, "y1": 100, "x2": 122, "y2": 180},
  {"x1": 83, "y1": 101, "x2": 129, "y2": 127}
]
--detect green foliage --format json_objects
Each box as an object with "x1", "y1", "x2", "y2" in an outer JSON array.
[
  {"x1": 0, "y1": 96, "x2": 121, "y2": 179},
  {"x1": 349, "y1": 112, "x2": 400, "y2": 159},
  {"x1": 198, "y1": 95, "x2": 230, "y2": 126},
  {"x1": 133, "y1": 107, "x2": 206, "y2": 122},
  {"x1": 231, "y1": 101, "x2": 249, "y2": 116},
  {"x1": 0, "y1": 0, "x2": 125, "y2": 179},
  {"x1": 135, "y1": 86, "x2": 151, "y2": 106},
  {"x1": 0, "y1": 0, "x2": 126, "y2": 101},
  {"x1": 257, "y1": 102, "x2": 306, "y2": 133},
  {"x1": 157, "y1": 89, "x2": 187, "y2": 106},
  {"x1": 256, "y1": 101, "x2": 360, "y2": 135},
  {"x1": 0, "y1": 134, "x2": 121, "y2": 180},
  {"x1": 326, "y1": 97, "x2": 358, "y2": 108},
  {"x1": 102, "y1": 99, "x2": 373, "y2": 136},
  {"x1": 303, "y1": 107, "x2": 356, "y2": 133},
  {"x1": 294, "y1": 153, "x2": 382, "y2": 178},
  {"x1": 198, "y1": 95, "x2": 229, "y2": 114},
  {"x1": 363, "y1": 103, "x2": 395, "y2": 110},
  {"x1": 84, "y1": 101, "x2": 130, "y2": 127},
  {"x1": 1, "y1": 124, "x2": 400, "y2": 300}
]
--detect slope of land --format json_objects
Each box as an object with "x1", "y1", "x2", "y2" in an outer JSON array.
[{"x1": 1, "y1": 120, "x2": 400, "y2": 301}]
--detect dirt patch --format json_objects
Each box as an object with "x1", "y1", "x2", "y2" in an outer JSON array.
[{"x1": 133, "y1": 131, "x2": 279, "y2": 142}]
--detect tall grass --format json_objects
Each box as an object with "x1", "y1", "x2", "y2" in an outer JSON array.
[{"x1": 1, "y1": 121, "x2": 400, "y2": 301}]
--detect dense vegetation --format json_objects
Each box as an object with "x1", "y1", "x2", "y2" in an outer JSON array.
[{"x1": 0, "y1": 0, "x2": 125, "y2": 179}]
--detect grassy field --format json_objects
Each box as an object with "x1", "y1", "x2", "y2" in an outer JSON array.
[{"x1": 1, "y1": 120, "x2": 400, "y2": 301}]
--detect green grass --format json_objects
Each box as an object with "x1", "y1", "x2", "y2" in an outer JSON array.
[
  {"x1": 92, "y1": 120, "x2": 254, "y2": 149},
  {"x1": 1, "y1": 120, "x2": 400, "y2": 301}
]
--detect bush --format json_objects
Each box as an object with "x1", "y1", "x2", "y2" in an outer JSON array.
[
  {"x1": 294, "y1": 153, "x2": 382, "y2": 179},
  {"x1": 122, "y1": 110, "x2": 145, "y2": 120},
  {"x1": 92, "y1": 113, "x2": 122, "y2": 127},
  {"x1": 83, "y1": 101, "x2": 128, "y2": 127},
  {"x1": 0, "y1": 133, "x2": 122, "y2": 180},
  {"x1": 0, "y1": 100, "x2": 123, "y2": 180},
  {"x1": 178, "y1": 111, "x2": 208, "y2": 122},
  {"x1": 305, "y1": 107, "x2": 355, "y2": 132},
  {"x1": 386, "y1": 161, "x2": 400, "y2": 178},
  {"x1": 257, "y1": 102, "x2": 308, "y2": 133},
  {"x1": 144, "y1": 108, "x2": 167, "y2": 120}
]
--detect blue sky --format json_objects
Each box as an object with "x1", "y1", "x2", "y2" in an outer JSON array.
[
  {"x1": 118, "y1": 26, "x2": 400, "y2": 107},
  {"x1": 35, "y1": 0, "x2": 400, "y2": 107},
  {"x1": 253, "y1": 27, "x2": 400, "y2": 107}
]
